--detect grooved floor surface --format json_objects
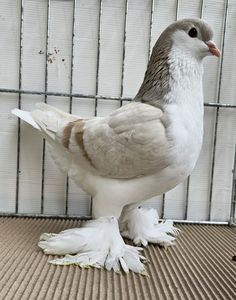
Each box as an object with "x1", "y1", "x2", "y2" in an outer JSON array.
[{"x1": 0, "y1": 217, "x2": 235, "y2": 300}]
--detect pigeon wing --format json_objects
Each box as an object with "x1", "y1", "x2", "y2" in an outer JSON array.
[
  {"x1": 61, "y1": 101, "x2": 171, "y2": 178},
  {"x1": 13, "y1": 102, "x2": 171, "y2": 179}
]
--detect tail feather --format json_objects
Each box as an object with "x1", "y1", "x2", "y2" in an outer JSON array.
[
  {"x1": 12, "y1": 104, "x2": 76, "y2": 172},
  {"x1": 35, "y1": 102, "x2": 78, "y2": 120},
  {"x1": 12, "y1": 103, "x2": 92, "y2": 192},
  {"x1": 31, "y1": 109, "x2": 60, "y2": 140},
  {"x1": 12, "y1": 103, "x2": 78, "y2": 141},
  {"x1": 11, "y1": 108, "x2": 40, "y2": 130}
]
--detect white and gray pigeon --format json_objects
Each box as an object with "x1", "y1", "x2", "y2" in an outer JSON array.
[{"x1": 12, "y1": 18, "x2": 220, "y2": 274}]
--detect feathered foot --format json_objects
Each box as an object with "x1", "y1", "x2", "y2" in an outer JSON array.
[
  {"x1": 119, "y1": 204, "x2": 180, "y2": 247},
  {"x1": 38, "y1": 216, "x2": 148, "y2": 275}
]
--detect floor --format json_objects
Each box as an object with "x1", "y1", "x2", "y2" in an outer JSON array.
[{"x1": 0, "y1": 217, "x2": 235, "y2": 300}]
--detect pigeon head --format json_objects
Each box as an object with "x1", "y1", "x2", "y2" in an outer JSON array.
[
  {"x1": 135, "y1": 18, "x2": 220, "y2": 105},
  {"x1": 166, "y1": 18, "x2": 221, "y2": 59}
]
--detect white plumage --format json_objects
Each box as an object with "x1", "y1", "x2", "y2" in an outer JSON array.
[
  {"x1": 39, "y1": 217, "x2": 147, "y2": 274},
  {"x1": 119, "y1": 205, "x2": 180, "y2": 247},
  {"x1": 12, "y1": 18, "x2": 220, "y2": 274}
]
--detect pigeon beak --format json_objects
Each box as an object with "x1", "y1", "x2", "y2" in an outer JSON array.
[{"x1": 205, "y1": 40, "x2": 221, "y2": 57}]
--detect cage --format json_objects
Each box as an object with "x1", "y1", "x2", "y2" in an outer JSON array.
[{"x1": 0, "y1": 0, "x2": 235, "y2": 299}]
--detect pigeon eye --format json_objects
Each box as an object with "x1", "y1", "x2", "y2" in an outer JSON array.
[{"x1": 188, "y1": 27, "x2": 198, "y2": 38}]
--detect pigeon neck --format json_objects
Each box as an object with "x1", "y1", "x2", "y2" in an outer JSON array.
[
  {"x1": 166, "y1": 46, "x2": 204, "y2": 102},
  {"x1": 134, "y1": 45, "x2": 204, "y2": 108},
  {"x1": 134, "y1": 41, "x2": 171, "y2": 108}
]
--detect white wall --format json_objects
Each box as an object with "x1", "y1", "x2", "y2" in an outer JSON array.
[{"x1": 0, "y1": 0, "x2": 235, "y2": 221}]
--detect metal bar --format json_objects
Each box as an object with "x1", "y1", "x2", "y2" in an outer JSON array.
[
  {"x1": 69, "y1": 0, "x2": 76, "y2": 115},
  {"x1": 148, "y1": 0, "x2": 154, "y2": 59},
  {"x1": 200, "y1": 0, "x2": 204, "y2": 18},
  {"x1": 204, "y1": 102, "x2": 236, "y2": 108},
  {"x1": 229, "y1": 145, "x2": 236, "y2": 225},
  {"x1": 1, "y1": 87, "x2": 236, "y2": 108},
  {"x1": 208, "y1": 0, "x2": 228, "y2": 221},
  {"x1": 172, "y1": 220, "x2": 228, "y2": 225},
  {"x1": 161, "y1": 193, "x2": 165, "y2": 219},
  {"x1": 41, "y1": 0, "x2": 51, "y2": 214},
  {"x1": 119, "y1": 0, "x2": 128, "y2": 107},
  {"x1": 89, "y1": 0, "x2": 103, "y2": 216},
  {"x1": 65, "y1": 0, "x2": 77, "y2": 216},
  {"x1": 175, "y1": 0, "x2": 179, "y2": 20},
  {"x1": 44, "y1": 0, "x2": 50, "y2": 104},
  {"x1": 15, "y1": 0, "x2": 24, "y2": 213},
  {"x1": 0, "y1": 212, "x2": 91, "y2": 220},
  {"x1": 184, "y1": 176, "x2": 190, "y2": 220},
  {"x1": 0, "y1": 212, "x2": 229, "y2": 225},
  {"x1": 94, "y1": 0, "x2": 102, "y2": 117}
]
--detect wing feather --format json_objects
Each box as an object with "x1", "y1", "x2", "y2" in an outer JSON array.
[
  {"x1": 79, "y1": 102, "x2": 171, "y2": 178},
  {"x1": 15, "y1": 102, "x2": 171, "y2": 179}
]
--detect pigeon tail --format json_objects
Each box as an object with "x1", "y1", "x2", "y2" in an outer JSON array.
[
  {"x1": 38, "y1": 216, "x2": 148, "y2": 274},
  {"x1": 31, "y1": 103, "x2": 77, "y2": 140},
  {"x1": 11, "y1": 108, "x2": 40, "y2": 130},
  {"x1": 12, "y1": 104, "x2": 92, "y2": 185}
]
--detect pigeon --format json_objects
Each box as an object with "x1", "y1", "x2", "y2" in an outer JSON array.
[{"x1": 12, "y1": 18, "x2": 220, "y2": 273}]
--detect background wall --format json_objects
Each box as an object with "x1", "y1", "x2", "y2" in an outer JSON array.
[{"x1": 0, "y1": 0, "x2": 235, "y2": 221}]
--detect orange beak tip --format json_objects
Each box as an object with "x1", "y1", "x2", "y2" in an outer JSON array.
[{"x1": 205, "y1": 40, "x2": 221, "y2": 57}]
